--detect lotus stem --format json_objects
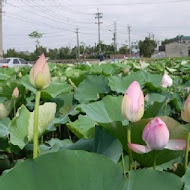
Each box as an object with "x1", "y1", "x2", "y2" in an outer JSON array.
[
  {"x1": 33, "y1": 90, "x2": 41, "y2": 159},
  {"x1": 67, "y1": 127, "x2": 72, "y2": 141},
  {"x1": 153, "y1": 150, "x2": 156, "y2": 170},
  {"x1": 68, "y1": 78, "x2": 77, "y2": 90},
  {"x1": 41, "y1": 135, "x2": 44, "y2": 145},
  {"x1": 134, "y1": 161, "x2": 137, "y2": 170},
  {"x1": 7, "y1": 135, "x2": 14, "y2": 164},
  {"x1": 121, "y1": 152, "x2": 127, "y2": 178},
  {"x1": 184, "y1": 132, "x2": 190, "y2": 170},
  {"x1": 13, "y1": 99, "x2": 16, "y2": 116},
  {"x1": 127, "y1": 125, "x2": 133, "y2": 171}
]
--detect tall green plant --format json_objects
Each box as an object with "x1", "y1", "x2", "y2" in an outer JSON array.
[{"x1": 29, "y1": 53, "x2": 51, "y2": 159}]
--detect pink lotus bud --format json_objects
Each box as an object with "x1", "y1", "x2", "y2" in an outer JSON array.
[
  {"x1": 128, "y1": 117, "x2": 187, "y2": 154},
  {"x1": 18, "y1": 72, "x2": 22, "y2": 78},
  {"x1": 12, "y1": 87, "x2": 19, "y2": 99},
  {"x1": 121, "y1": 81, "x2": 144, "y2": 122},
  {"x1": 181, "y1": 94, "x2": 190, "y2": 122},
  {"x1": 29, "y1": 53, "x2": 51, "y2": 90},
  {"x1": 143, "y1": 117, "x2": 169, "y2": 150},
  {"x1": 161, "y1": 72, "x2": 173, "y2": 88}
]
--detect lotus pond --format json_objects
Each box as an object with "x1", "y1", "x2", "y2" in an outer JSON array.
[{"x1": 0, "y1": 57, "x2": 190, "y2": 189}]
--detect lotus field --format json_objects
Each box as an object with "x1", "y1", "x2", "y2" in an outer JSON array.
[{"x1": 1, "y1": 55, "x2": 190, "y2": 189}]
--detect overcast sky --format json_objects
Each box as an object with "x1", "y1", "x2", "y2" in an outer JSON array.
[{"x1": 3, "y1": 0, "x2": 190, "y2": 52}]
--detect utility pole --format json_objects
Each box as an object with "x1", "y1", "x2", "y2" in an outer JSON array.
[
  {"x1": 148, "y1": 33, "x2": 155, "y2": 41},
  {"x1": 113, "y1": 21, "x2": 117, "y2": 55},
  {"x1": 0, "y1": 0, "x2": 3, "y2": 58},
  {"x1": 75, "y1": 27, "x2": 80, "y2": 60},
  {"x1": 128, "y1": 25, "x2": 131, "y2": 58},
  {"x1": 95, "y1": 9, "x2": 103, "y2": 54}
]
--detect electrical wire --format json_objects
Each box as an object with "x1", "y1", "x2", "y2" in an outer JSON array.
[
  {"x1": 4, "y1": 1, "x2": 94, "y2": 36},
  {"x1": 19, "y1": 0, "x2": 94, "y2": 15},
  {"x1": 21, "y1": 1, "x2": 95, "y2": 24},
  {"x1": 4, "y1": 14, "x2": 75, "y2": 33},
  {"x1": 54, "y1": 0, "x2": 190, "y2": 7}
]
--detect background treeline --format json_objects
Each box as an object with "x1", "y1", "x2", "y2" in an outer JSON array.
[{"x1": 4, "y1": 43, "x2": 128, "y2": 61}]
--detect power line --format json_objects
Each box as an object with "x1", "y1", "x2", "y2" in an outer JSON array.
[
  {"x1": 47, "y1": 0, "x2": 93, "y2": 15},
  {"x1": 103, "y1": 16, "x2": 127, "y2": 30},
  {"x1": 50, "y1": 0, "x2": 190, "y2": 7},
  {"x1": 4, "y1": 14, "x2": 106, "y2": 38},
  {"x1": 4, "y1": 1, "x2": 94, "y2": 35},
  {"x1": 19, "y1": 0, "x2": 93, "y2": 15},
  {"x1": 15, "y1": 0, "x2": 190, "y2": 7},
  {"x1": 4, "y1": 14, "x2": 75, "y2": 33},
  {"x1": 4, "y1": 2, "x2": 74, "y2": 28},
  {"x1": 18, "y1": 1, "x2": 94, "y2": 25},
  {"x1": 5, "y1": 14, "x2": 101, "y2": 36},
  {"x1": 5, "y1": 1, "x2": 101, "y2": 36},
  {"x1": 33, "y1": 1, "x2": 94, "y2": 24}
]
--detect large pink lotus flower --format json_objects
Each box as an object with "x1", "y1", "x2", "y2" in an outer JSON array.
[
  {"x1": 128, "y1": 117, "x2": 186, "y2": 154},
  {"x1": 121, "y1": 81, "x2": 144, "y2": 122},
  {"x1": 161, "y1": 72, "x2": 173, "y2": 88},
  {"x1": 29, "y1": 53, "x2": 51, "y2": 90},
  {"x1": 181, "y1": 94, "x2": 190, "y2": 123},
  {"x1": 12, "y1": 87, "x2": 19, "y2": 99}
]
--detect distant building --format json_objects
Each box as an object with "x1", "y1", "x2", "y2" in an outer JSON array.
[
  {"x1": 152, "y1": 41, "x2": 165, "y2": 58},
  {"x1": 162, "y1": 35, "x2": 190, "y2": 57},
  {"x1": 166, "y1": 42, "x2": 189, "y2": 57},
  {"x1": 167, "y1": 35, "x2": 190, "y2": 44},
  {"x1": 131, "y1": 41, "x2": 139, "y2": 54},
  {"x1": 155, "y1": 40, "x2": 161, "y2": 51}
]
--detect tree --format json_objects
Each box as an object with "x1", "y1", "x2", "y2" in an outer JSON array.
[
  {"x1": 34, "y1": 46, "x2": 47, "y2": 57},
  {"x1": 161, "y1": 39, "x2": 170, "y2": 45},
  {"x1": 118, "y1": 45, "x2": 129, "y2": 54},
  {"x1": 59, "y1": 47, "x2": 71, "y2": 59},
  {"x1": 29, "y1": 31, "x2": 44, "y2": 48},
  {"x1": 80, "y1": 42, "x2": 86, "y2": 54},
  {"x1": 139, "y1": 37, "x2": 157, "y2": 57},
  {"x1": 4, "y1": 49, "x2": 29, "y2": 61}
]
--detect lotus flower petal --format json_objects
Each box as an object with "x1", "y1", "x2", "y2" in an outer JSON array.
[
  {"x1": 128, "y1": 143, "x2": 152, "y2": 154},
  {"x1": 165, "y1": 139, "x2": 187, "y2": 150}
]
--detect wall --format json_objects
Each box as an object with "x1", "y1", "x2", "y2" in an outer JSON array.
[{"x1": 165, "y1": 42, "x2": 189, "y2": 57}]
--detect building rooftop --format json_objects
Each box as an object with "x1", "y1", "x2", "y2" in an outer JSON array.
[{"x1": 168, "y1": 35, "x2": 190, "y2": 43}]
